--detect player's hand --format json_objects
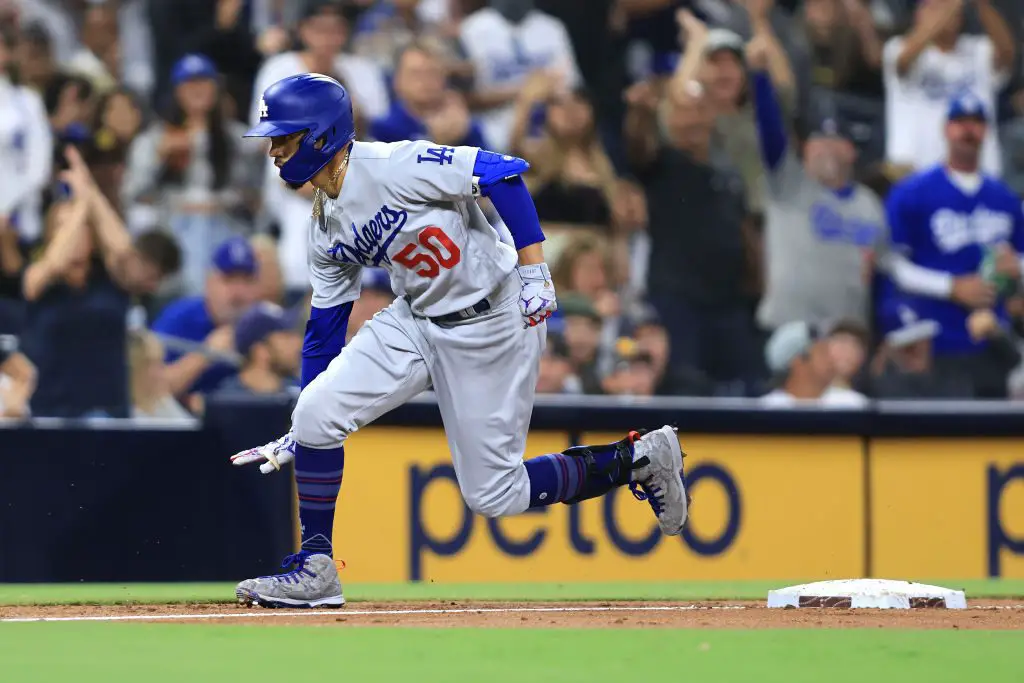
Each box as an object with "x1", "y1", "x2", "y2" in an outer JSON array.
[
  {"x1": 516, "y1": 262, "x2": 557, "y2": 328},
  {"x1": 230, "y1": 430, "x2": 296, "y2": 474},
  {"x1": 951, "y1": 274, "x2": 997, "y2": 309}
]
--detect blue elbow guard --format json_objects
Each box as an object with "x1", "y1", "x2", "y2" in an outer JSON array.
[{"x1": 473, "y1": 150, "x2": 530, "y2": 197}]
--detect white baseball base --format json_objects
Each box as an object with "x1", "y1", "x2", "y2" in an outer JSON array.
[{"x1": 767, "y1": 579, "x2": 967, "y2": 609}]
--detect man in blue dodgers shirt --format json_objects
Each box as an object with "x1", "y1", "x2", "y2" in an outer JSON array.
[
  {"x1": 883, "y1": 91, "x2": 1024, "y2": 398},
  {"x1": 369, "y1": 41, "x2": 487, "y2": 148}
]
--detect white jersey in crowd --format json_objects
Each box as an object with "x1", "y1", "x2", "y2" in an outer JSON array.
[
  {"x1": 761, "y1": 386, "x2": 869, "y2": 409},
  {"x1": 458, "y1": 8, "x2": 581, "y2": 152},
  {"x1": 883, "y1": 34, "x2": 1008, "y2": 176},
  {"x1": 251, "y1": 52, "x2": 390, "y2": 292},
  {"x1": 0, "y1": 77, "x2": 52, "y2": 242},
  {"x1": 308, "y1": 140, "x2": 518, "y2": 315}
]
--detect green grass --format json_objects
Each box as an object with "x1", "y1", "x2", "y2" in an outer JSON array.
[
  {"x1": 1, "y1": 579, "x2": 1022, "y2": 606},
  {"x1": 0, "y1": 625, "x2": 1018, "y2": 683}
]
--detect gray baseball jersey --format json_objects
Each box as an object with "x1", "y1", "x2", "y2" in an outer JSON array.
[
  {"x1": 293, "y1": 139, "x2": 544, "y2": 518},
  {"x1": 757, "y1": 153, "x2": 887, "y2": 330},
  {"x1": 308, "y1": 140, "x2": 518, "y2": 314}
]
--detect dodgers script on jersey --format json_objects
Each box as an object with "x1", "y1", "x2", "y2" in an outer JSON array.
[
  {"x1": 886, "y1": 165, "x2": 1024, "y2": 352},
  {"x1": 307, "y1": 140, "x2": 519, "y2": 315}
]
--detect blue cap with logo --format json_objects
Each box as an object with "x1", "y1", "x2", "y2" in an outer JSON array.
[
  {"x1": 211, "y1": 236, "x2": 258, "y2": 276},
  {"x1": 171, "y1": 54, "x2": 219, "y2": 87},
  {"x1": 880, "y1": 300, "x2": 941, "y2": 348},
  {"x1": 235, "y1": 302, "x2": 296, "y2": 356},
  {"x1": 947, "y1": 91, "x2": 988, "y2": 123}
]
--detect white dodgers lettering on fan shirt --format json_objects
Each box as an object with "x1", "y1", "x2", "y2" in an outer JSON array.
[{"x1": 306, "y1": 140, "x2": 518, "y2": 317}]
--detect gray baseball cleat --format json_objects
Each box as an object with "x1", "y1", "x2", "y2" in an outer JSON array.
[
  {"x1": 629, "y1": 426, "x2": 689, "y2": 536},
  {"x1": 236, "y1": 553, "x2": 345, "y2": 608}
]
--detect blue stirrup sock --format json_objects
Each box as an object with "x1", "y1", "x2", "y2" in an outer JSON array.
[
  {"x1": 294, "y1": 444, "x2": 345, "y2": 556},
  {"x1": 525, "y1": 436, "x2": 638, "y2": 508}
]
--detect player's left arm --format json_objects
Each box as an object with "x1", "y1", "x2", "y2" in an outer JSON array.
[
  {"x1": 390, "y1": 142, "x2": 556, "y2": 326},
  {"x1": 474, "y1": 150, "x2": 557, "y2": 327}
]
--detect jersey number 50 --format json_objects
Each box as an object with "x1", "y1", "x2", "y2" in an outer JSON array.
[{"x1": 393, "y1": 226, "x2": 462, "y2": 278}]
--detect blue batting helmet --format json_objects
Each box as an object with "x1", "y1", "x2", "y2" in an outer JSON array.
[{"x1": 244, "y1": 73, "x2": 356, "y2": 185}]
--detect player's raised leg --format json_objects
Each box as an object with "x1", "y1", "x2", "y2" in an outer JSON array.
[
  {"x1": 236, "y1": 302, "x2": 431, "y2": 607},
  {"x1": 424, "y1": 283, "x2": 688, "y2": 534}
]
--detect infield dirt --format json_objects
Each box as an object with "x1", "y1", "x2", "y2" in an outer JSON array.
[{"x1": 3, "y1": 601, "x2": 1022, "y2": 629}]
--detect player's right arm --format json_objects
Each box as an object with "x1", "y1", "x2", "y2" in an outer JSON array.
[{"x1": 231, "y1": 257, "x2": 362, "y2": 473}]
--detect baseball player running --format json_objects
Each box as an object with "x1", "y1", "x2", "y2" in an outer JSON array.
[{"x1": 231, "y1": 74, "x2": 688, "y2": 608}]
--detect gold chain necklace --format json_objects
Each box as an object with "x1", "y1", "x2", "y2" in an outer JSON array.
[{"x1": 312, "y1": 146, "x2": 352, "y2": 220}]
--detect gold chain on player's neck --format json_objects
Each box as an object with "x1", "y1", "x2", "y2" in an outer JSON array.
[{"x1": 312, "y1": 145, "x2": 352, "y2": 219}]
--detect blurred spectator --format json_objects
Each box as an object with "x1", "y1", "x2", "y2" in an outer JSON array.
[
  {"x1": 212, "y1": 302, "x2": 301, "y2": 396},
  {"x1": 44, "y1": 72, "x2": 95, "y2": 152},
  {"x1": 0, "y1": 333, "x2": 35, "y2": 419},
  {"x1": 15, "y1": 21, "x2": 58, "y2": 93},
  {"x1": 459, "y1": 0, "x2": 582, "y2": 151},
  {"x1": 20, "y1": 146, "x2": 174, "y2": 418},
  {"x1": 752, "y1": 58, "x2": 886, "y2": 331},
  {"x1": 826, "y1": 318, "x2": 869, "y2": 393},
  {"x1": 127, "y1": 329, "x2": 193, "y2": 419},
  {"x1": 148, "y1": 0, "x2": 263, "y2": 114},
  {"x1": 251, "y1": 1, "x2": 389, "y2": 128},
  {"x1": 347, "y1": 268, "x2": 396, "y2": 343},
  {"x1": 123, "y1": 54, "x2": 258, "y2": 296},
  {"x1": 704, "y1": 6, "x2": 795, "y2": 218},
  {"x1": 882, "y1": 92, "x2": 1024, "y2": 398},
  {"x1": 1003, "y1": 88, "x2": 1024, "y2": 196},
  {"x1": 550, "y1": 233, "x2": 621, "y2": 371},
  {"x1": 251, "y1": 0, "x2": 389, "y2": 300},
  {"x1": 0, "y1": 215, "x2": 24, "y2": 333},
  {"x1": 0, "y1": 26, "x2": 53, "y2": 244},
  {"x1": 250, "y1": 234, "x2": 285, "y2": 306},
  {"x1": 65, "y1": 1, "x2": 121, "y2": 93},
  {"x1": 352, "y1": 0, "x2": 465, "y2": 75},
  {"x1": 84, "y1": 86, "x2": 146, "y2": 210},
  {"x1": 250, "y1": 0, "x2": 304, "y2": 58},
  {"x1": 625, "y1": 13, "x2": 762, "y2": 392},
  {"x1": 762, "y1": 320, "x2": 869, "y2": 406},
  {"x1": 369, "y1": 41, "x2": 485, "y2": 147},
  {"x1": 798, "y1": 0, "x2": 885, "y2": 98},
  {"x1": 864, "y1": 299, "x2": 977, "y2": 398},
  {"x1": 18, "y1": 0, "x2": 154, "y2": 98},
  {"x1": 150, "y1": 236, "x2": 259, "y2": 401},
  {"x1": 602, "y1": 338, "x2": 658, "y2": 398},
  {"x1": 536, "y1": 332, "x2": 582, "y2": 394},
  {"x1": 882, "y1": 0, "x2": 1016, "y2": 176},
  {"x1": 511, "y1": 76, "x2": 622, "y2": 260},
  {"x1": 558, "y1": 293, "x2": 604, "y2": 394}
]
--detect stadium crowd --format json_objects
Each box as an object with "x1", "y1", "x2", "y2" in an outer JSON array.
[{"x1": 0, "y1": 0, "x2": 1023, "y2": 420}]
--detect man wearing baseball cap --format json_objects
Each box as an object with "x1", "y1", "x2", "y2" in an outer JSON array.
[
  {"x1": 213, "y1": 303, "x2": 301, "y2": 396},
  {"x1": 882, "y1": 0, "x2": 1015, "y2": 176},
  {"x1": 761, "y1": 321, "x2": 868, "y2": 408},
  {"x1": 881, "y1": 90, "x2": 1024, "y2": 397},
  {"x1": 751, "y1": 57, "x2": 886, "y2": 333},
  {"x1": 150, "y1": 236, "x2": 260, "y2": 399}
]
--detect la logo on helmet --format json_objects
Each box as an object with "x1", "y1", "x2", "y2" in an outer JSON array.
[{"x1": 259, "y1": 98, "x2": 268, "y2": 119}]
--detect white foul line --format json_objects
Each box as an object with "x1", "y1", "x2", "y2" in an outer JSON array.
[
  {"x1": 3, "y1": 603, "x2": 1020, "y2": 624},
  {"x1": 1, "y1": 604, "x2": 746, "y2": 624}
]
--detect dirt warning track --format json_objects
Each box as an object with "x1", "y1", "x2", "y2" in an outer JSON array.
[{"x1": 2, "y1": 600, "x2": 1023, "y2": 629}]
